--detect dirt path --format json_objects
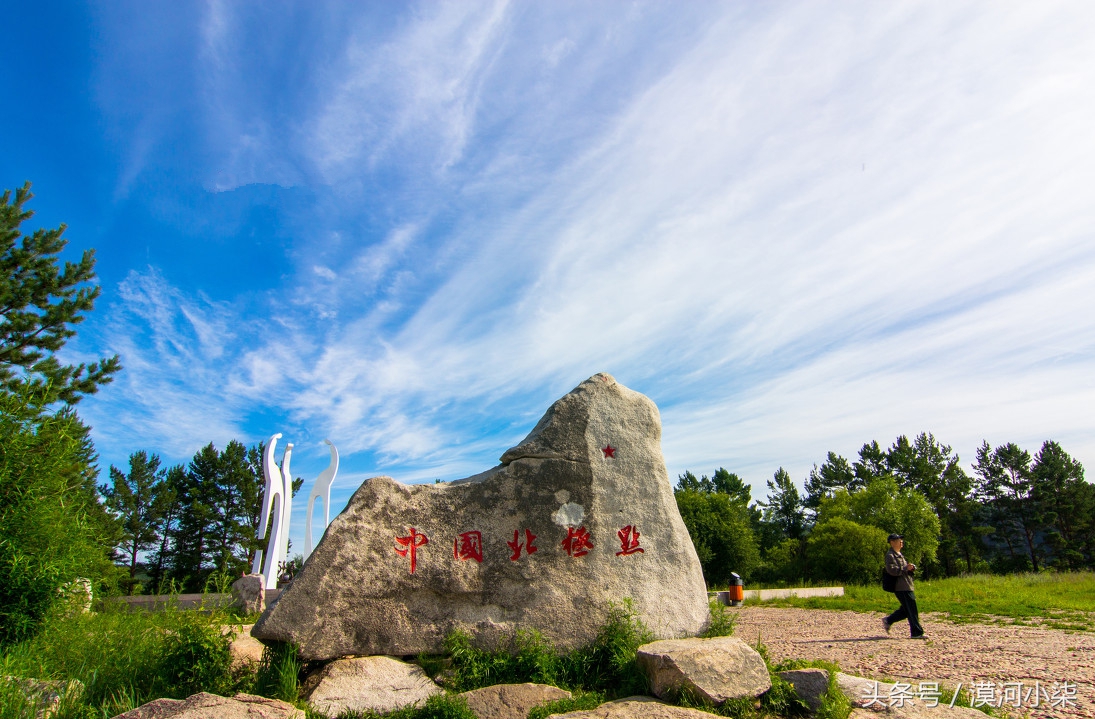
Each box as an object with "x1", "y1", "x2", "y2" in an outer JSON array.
[{"x1": 728, "y1": 606, "x2": 1095, "y2": 718}]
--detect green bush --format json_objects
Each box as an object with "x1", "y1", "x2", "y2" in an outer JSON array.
[
  {"x1": 440, "y1": 600, "x2": 652, "y2": 698},
  {"x1": 699, "y1": 600, "x2": 736, "y2": 638},
  {"x1": 526, "y1": 691, "x2": 606, "y2": 719},
  {"x1": 806, "y1": 518, "x2": 888, "y2": 585},
  {"x1": 0, "y1": 391, "x2": 118, "y2": 646},
  {"x1": 816, "y1": 477, "x2": 940, "y2": 570},
  {"x1": 255, "y1": 641, "x2": 302, "y2": 703},
  {"x1": 676, "y1": 490, "x2": 760, "y2": 586},
  {"x1": 158, "y1": 616, "x2": 234, "y2": 697},
  {"x1": 0, "y1": 604, "x2": 244, "y2": 715}
]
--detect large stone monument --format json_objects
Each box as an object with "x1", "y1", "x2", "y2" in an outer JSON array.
[{"x1": 252, "y1": 373, "x2": 710, "y2": 660}]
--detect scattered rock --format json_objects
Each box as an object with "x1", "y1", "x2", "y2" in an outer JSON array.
[
  {"x1": 253, "y1": 374, "x2": 709, "y2": 660},
  {"x1": 57, "y1": 578, "x2": 93, "y2": 614},
  {"x1": 779, "y1": 668, "x2": 828, "y2": 713},
  {"x1": 301, "y1": 655, "x2": 443, "y2": 716},
  {"x1": 231, "y1": 574, "x2": 266, "y2": 615},
  {"x1": 224, "y1": 624, "x2": 265, "y2": 667},
  {"x1": 547, "y1": 698, "x2": 722, "y2": 718},
  {"x1": 460, "y1": 682, "x2": 572, "y2": 719},
  {"x1": 3, "y1": 676, "x2": 84, "y2": 719},
  {"x1": 836, "y1": 673, "x2": 986, "y2": 718},
  {"x1": 637, "y1": 637, "x2": 771, "y2": 704},
  {"x1": 111, "y1": 692, "x2": 303, "y2": 719}
]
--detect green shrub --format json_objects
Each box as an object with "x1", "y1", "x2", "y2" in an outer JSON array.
[
  {"x1": 699, "y1": 600, "x2": 736, "y2": 638},
  {"x1": 0, "y1": 603, "x2": 245, "y2": 714},
  {"x1": 158, "y1": 616, "x2": 234, "y2": 697},
  {"x1": 806, "y1": 518, "x2": 888, "y2": 585},
  {"x1": 526, "y1": 691, "x2": 606, "y2": 719},
  {"x1": 0, "y1": 391, "x2": 118, "y2": 646},
  {"x1": 441, "y1": 600, "x2": 652, "y2": 698},
  {"x1": 772, "y1": 659, "x2": 850, "y2": 719},
  {"x1": 675, "y1": 490, "x2": 760, "y2": 586},
  {"x1": 255, "y1": 641, "x2": 302, "y2": 703}
]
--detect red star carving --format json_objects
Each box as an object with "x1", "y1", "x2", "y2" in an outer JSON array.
[{"x1": 602, "y1": 444, "x2": 616, "y2": 459}]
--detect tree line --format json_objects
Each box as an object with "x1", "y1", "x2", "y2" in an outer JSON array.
[
  {"x1": 675, "y1": 432, "x2": 1095, "y2": 588},
  {"x1": 101, "y1": 443, "x2": 301, "y2": 595}
]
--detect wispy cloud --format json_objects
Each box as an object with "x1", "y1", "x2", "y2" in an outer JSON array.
[{"x1": 78, "y1": 0, "x2": 1095, "y2": 541}]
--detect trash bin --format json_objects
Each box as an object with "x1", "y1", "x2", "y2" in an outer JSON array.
[{"x1": 727, "y1": 572, "x2": 744, "y2": 606}]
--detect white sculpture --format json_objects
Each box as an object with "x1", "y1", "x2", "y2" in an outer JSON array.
[
  {"x1": 252, "y1": 433, "x2": 340, "y2": 588},
  {"x1": 252, "y1": 434, "x2": 294, "y2": 590},
  {"x1": 304, "y1": 439, "x2": 340, "y2": 558}
]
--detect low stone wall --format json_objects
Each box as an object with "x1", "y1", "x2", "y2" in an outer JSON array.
[
  {"x1": 709, "y1": 586, "x2": 843, "y2": 604},
  {"x1": 113, "y1": 589, "x2": 282, "y2": 611}
]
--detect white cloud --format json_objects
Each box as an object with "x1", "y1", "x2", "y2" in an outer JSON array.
[{"x1": 83, "y1": 0, "x2": 1095, "y2": 530}]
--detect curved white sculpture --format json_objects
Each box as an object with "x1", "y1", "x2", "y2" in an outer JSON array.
[
  {"x1": 252, "y1": 434, "x2": 295, "y2": 590},
  {"x1": 304, "y1": 439, "x2": 339, "y2": 558}
]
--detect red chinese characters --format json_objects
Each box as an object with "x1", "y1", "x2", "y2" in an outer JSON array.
[
  {"x1": 616, "y1": 525, "x2": 644, "y2": 556},
  {"x1": 561, "y1": 526, "x2": 594, "y2": 557},
  {"x1": 507, "y1": 528, "x2": 538, "y2": 561},
  {"x1": 395, "y1": 527, "x2": 429, "y2": 573},
  {"x1": 453, "y1": 530, "x2": 484, "y2": 563}
]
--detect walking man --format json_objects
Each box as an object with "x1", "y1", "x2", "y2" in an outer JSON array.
[{"x1": 882, "y1": 533, "x2": 926, "y2": 639}]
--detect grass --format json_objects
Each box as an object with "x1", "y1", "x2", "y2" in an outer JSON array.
[
  {"x1": 436, "y1": 599, "x2": 654, "y2": 698},
  {"x1": 0, "y1": 601, "x2": 254, "y2": 718},
  {"x1": 755, "y1": 571, "x2": 1095, "y2": 631}
]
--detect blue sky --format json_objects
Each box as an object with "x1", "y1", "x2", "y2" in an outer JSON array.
[{"x1": 4, "y1": 1, "x2": 1094, "y2": 556}]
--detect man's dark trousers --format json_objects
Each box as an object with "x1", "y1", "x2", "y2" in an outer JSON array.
[{"x1": 887, "y1": 591, "x2": 924, "y2": 637}]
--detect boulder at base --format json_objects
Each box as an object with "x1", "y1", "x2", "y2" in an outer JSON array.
[
  {"x1": 636, "y1": 637, "x2": 771, "y2": 704},
  {"x1": 548, "y1": 698, "x2": 719, "y2": 719},
  {"x1": 112, "y1": 692, "x2": 303, "y2": 719},
  {"x1": 460, "y1": 683, "x2": 572, "y2": 719},
  {"x1": 301, "y1": 656, "x2": 443, "y2": 716},
  {"x1": 779, "y1": 668, "x2": 828, "y2": 713},
  {"x1": 252, "y1": 374, "x2": 709, "y2": 660}
]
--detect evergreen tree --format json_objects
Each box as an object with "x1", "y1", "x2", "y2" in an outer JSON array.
[
  {"x1": 1031, "y1": 441, "x2": 1093, "y2": 569},
  {"x1": 710, "y1": 468, "x2": 752, "y2": 506},
  {"x1": 147, "y1": 465, "x2": 183, "y2": 593},
  {"x1": 102, "y1": 451, "x2": 169, "y2": 593},
  {"x1": 973, "y1": 442, "x2": 1042, "y2": 571},
  {"x1": 1, "y1": 183, "x2": 120, "y2": 404},
  {"x1": 760, "y1": 467, "x2": 806, "y2": 541},
  {"x1": 804, "y1": 452, "x2": 860, "y2": 510}
]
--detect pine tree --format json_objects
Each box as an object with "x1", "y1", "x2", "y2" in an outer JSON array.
[
  {"x1": 102, "y1": 451, "x2": 169, "y2": 594},
  {"x1": 1031, "y1": 441, "x2": 1093, "y2": 569},
  {"x1": 1, "y1": 183, "x2": 120, "y2": 404},
  {"x1": 973, "y1": 441, "x2": 1041, "y2": 571}
]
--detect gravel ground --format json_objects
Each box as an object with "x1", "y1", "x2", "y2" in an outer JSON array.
[{"x1": 728, "y1": 606, "x2": 1095, "y2": 718}]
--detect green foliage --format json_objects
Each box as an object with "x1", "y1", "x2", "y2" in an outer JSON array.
[
  {"x1": 0, "y1": 182, "x2": 120, "y2": 405},
  {"x1": 0, "y1": 604, "x2": 247, "y2": 715},
  {"x1": 158, "y1": 615, "x2": 235, "y2": 696},
  {"x1": 815, "y1": 476, "x2": 940, "y2": 571},
  {"x1": 806, "y1": 518, "x2": 888, "y2": 585},
  {"x1": 675, "y1": 489, "x2": 760, "y2": 586},
  {"x1": 440, "y1": 600, "x2": 652, "y2": 698},
  {"x1": 699, "y1": 600, "x2": 737, "y2": 638},
  {"x1": 0, "y1": 389, "x2": 117, "y2": 646},
  {"x1": 526, "y1": 691, "x2": 606, "y2": 719},
  {"x1": 255, "y1": 641, "x2": 302, "y2": 704}
]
